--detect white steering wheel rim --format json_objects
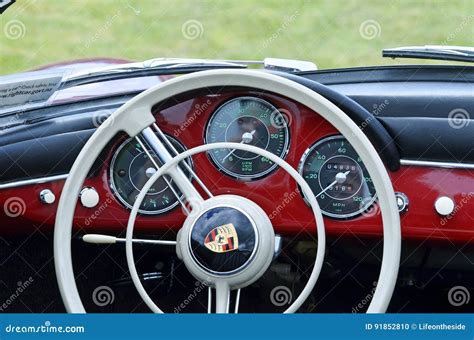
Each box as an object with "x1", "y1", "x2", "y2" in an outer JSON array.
[
  {"x1": 54, "y1": 69, "x2": 401, "y2": 313},
  {"x1": 125, "y1": 142, "x2": 326, "y2": 313}
]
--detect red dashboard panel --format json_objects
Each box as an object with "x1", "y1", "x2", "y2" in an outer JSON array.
[{"x1": 0, "y1": 91, "x2": 473, "y2": 243}]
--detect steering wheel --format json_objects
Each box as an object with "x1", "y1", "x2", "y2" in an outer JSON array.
[{"x1": 54, "y1": 69, "x2": 401, "y2": 313}]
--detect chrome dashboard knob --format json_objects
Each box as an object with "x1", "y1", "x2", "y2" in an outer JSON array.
[{"x1": 39, "y1": 189, "x2": 56, "y2": 205}]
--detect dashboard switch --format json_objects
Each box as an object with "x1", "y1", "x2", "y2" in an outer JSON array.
[
  {"x1": 80, "y1": 187, "x2": 99, "y2": 208},
  {"x1": 39, "y1": 189, "x2": 56, "y2": 205},
  {"x1": 434, "y1": 196, "x2": 455, "y2": 216}
]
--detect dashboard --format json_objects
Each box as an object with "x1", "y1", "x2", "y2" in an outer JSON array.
[
  {"x1": 0, "y1": 66, "x2": 473, "y2": 244},
  {"x1": 108, "y1": 95, "x2": 377, "y2": 219}
]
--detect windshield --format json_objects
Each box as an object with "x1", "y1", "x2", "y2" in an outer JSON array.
[{"x1": 1, "y1": 1, "x2": 473, "y2": 76}]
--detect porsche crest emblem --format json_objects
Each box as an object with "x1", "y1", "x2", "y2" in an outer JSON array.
[{"x1": 204, "y1": 223, "x2": 239, "y2": 253}]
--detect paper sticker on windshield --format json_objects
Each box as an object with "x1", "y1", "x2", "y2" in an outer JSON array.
[{"x1": 0, "y1": 74, "x2": 62, "y2": 109}]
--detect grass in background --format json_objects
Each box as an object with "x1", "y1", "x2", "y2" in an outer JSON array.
[{"x1": 0, "y1": 0, "x2": 473, "y2": 75}]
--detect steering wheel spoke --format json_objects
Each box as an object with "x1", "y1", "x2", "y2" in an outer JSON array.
[
  {"x1": 214, "y1": 282, "x2": 230, "y2": 313},
  {"x1": 207, "y1": 285, "x2": 241, "y2": 314},
  {"x1": 140, "y1": 126, "x2": 213, "y2": 209}
]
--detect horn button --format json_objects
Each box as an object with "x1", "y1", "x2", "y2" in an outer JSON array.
[
  {"x1": 178, "y1": 195, "x2": 275, "y2": 287},
  {"x1": 190, "y1": 206, "x2": 257, "y2": 274}
]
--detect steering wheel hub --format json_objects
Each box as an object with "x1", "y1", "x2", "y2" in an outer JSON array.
[
  {"x1": 189, "y1": 205, "x2": 258, "y2": 274},
  {"x1": 178, "y1": 195, "x2": 275, "y2": 287}
]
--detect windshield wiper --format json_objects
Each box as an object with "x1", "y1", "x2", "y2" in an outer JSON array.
[{"x1": 383, "y1": 45, "x2": 474, "y2": 63}]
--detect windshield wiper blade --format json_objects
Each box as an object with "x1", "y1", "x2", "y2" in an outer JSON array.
[
  {"x1": 62, "y1": 58, "x2": 248, "y2": 88},
  {"x1": 383, "y1": 45, "x2": 474, "y2": 63}
]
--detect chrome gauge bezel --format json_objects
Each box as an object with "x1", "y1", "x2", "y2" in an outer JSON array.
[
  {"x1": 297, "y1": 135, "x2": 378, "y2": 219},
  {"x1": 109, "y1": 134, "x2": 192, "y2": 215},
  {"x1": 204, "y1": 96, "x2": 290, "y2": 181}
]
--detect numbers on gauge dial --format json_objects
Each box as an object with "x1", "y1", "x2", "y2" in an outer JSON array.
[
  {"x1": 298, "y1": 136, "x2": 377, "y2": 219},
  {"x1": 205, "y1": 97, "x2": 290, "y2": 180}
]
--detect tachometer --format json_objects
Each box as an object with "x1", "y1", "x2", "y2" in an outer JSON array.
[
  {"x1": 298, "y1": 135, "x2": 377, "y2": 219},
  {"x1": 205, "y1": 97, "x2": 290, "y2": 180},
  {"x1": 110, "y1": 134, "x2": 191, "y2": 215}
]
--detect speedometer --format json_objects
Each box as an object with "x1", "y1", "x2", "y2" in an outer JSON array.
[
  {"x1": 205, "y1": 97, "x2": 290, "y2": 180},
  {"x1": 298, "y1": 135, "x2": 377, "y2": 219}
]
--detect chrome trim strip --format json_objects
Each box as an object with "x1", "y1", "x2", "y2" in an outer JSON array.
[
  {"x1": 0, "y1": 174, "x2": 68, "y2": 190},
  {"x1": 400, "y1": 159, "x2": 474, "y2": 170}
]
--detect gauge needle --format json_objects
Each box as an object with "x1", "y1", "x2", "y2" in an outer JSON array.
[
  {"x1": 222, "y1": 129, "x2": 256, "y2": 162},
  {"x1": 315, "y1": 170, "x2": 350, "y2": 199}
]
